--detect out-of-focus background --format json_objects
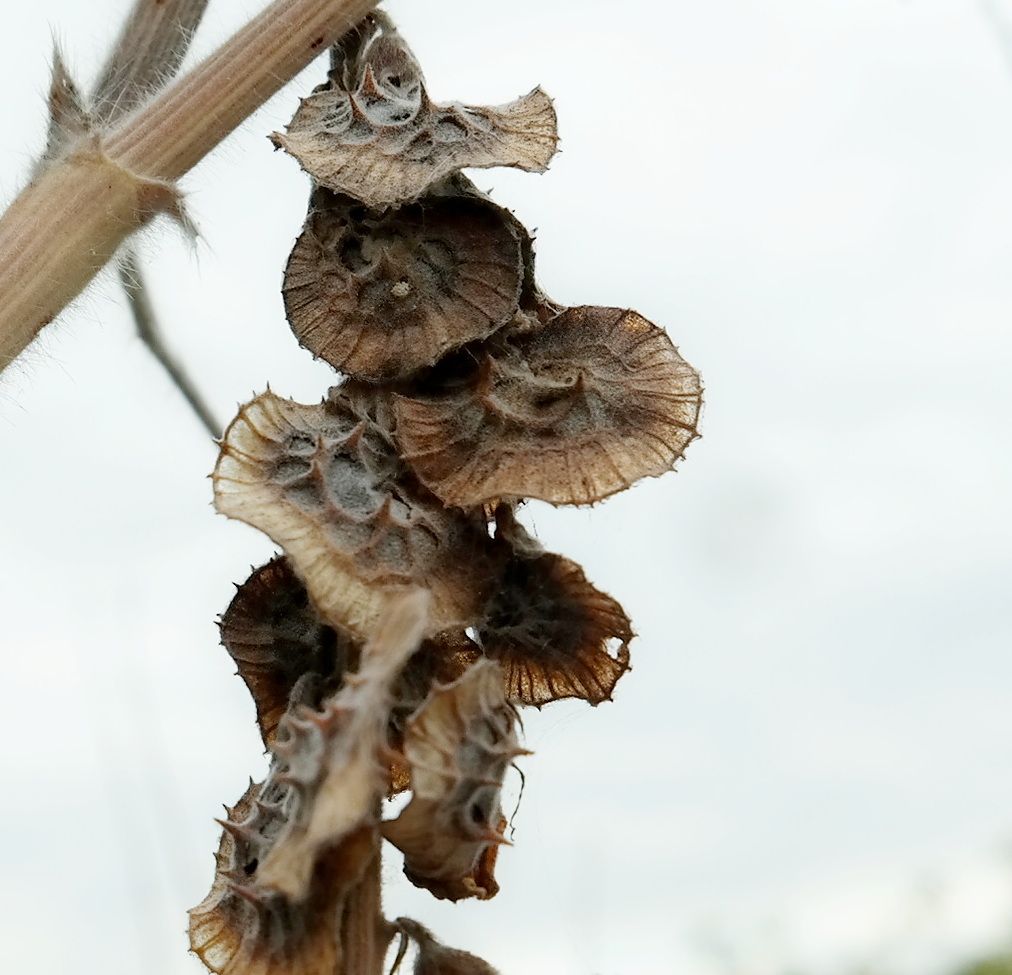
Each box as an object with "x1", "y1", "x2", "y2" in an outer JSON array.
[{"x1": 2, "y1": 1, "x2": 1012, "y2": 972}]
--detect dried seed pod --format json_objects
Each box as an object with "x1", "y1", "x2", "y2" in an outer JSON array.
[
  {"x1": 188, "y1": 779, "x2": 376, "y2": 975},
  {"x1": 382, "y1": 659, "x2": 526, "y2": 901},
  {"x1": 394, "y1": 306, "x2": 703, "y2": 506},
  {"x1": 478, "y1": 509, "x2": 632, "y2": 706},
  {"x1": 213, "y1": 389, "x2": 500, "y2": 639},
  {"x1": 255, "y1": 590, "x2": 429, "y2": 899},
  {"x1": 393, "y1": 918, "x2": 501, "y2": 975},
  {"x1": 283, "y1": 189, "x2": 524, "y2": 381},
  {"x1": 271, "y1": 15, "x2": 558, "y2": 207},
  {"x1": 388, "y1": 630, "x2": 481, "y2": 793},
  {"x1": 219, "y1": 556, "x2": 355, "y2": 746}
]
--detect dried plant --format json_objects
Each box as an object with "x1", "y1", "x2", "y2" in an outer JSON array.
[
  {"x1": 193, "y1": 12, "x2": 702, "y2": 974},
  {"x1": 2, "y1": 4, "x2": 701, "y2": 973}
]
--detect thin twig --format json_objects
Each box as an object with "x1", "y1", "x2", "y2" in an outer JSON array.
[
  {"x1": 92, "y1": 0, "x2": 217, "y2": 436},
  {"x1": 118, "y1": 249, "x2": 221, "y2": 439}
]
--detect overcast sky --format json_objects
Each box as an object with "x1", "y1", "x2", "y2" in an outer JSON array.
[{"x1": 2, "y1": 1, "x2": 1012, "y2": 974}]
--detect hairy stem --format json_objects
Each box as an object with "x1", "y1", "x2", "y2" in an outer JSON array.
[{"x1": 0, "y1": 0, "x2": 378, "y2": 374}]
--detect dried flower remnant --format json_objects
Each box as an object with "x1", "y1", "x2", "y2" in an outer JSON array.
[
  {"x1": 476, "y1": 508, "x2": 632, "y2": 706},
  {"x1": 221, "y1": 553, "x2": 485, "y2": 793},
  {"x1": 219, "y1": 556, "x2": 354, "y2": 746},
  {"x1": 383, "y1": 659, "x2": 525, "y2": 902},
  {"x1": 213, "y1": 389, "x2": 500, "y2": 639},
  {"x1": 283, "y1": 187, "x2": 525, "y2": 380},
  {"x1": 188, "y1": 780, "x2": 379, "y2": 975},
  {"x1": 255, "y1": 590, "x2": 428, "y2": 899},
  {"x1": 393, "y1": 305, "x2": 703, "y2": 507},
  {"x1": 272, "y1": 14, "x2": 558, "y2": 207},
  {"x1": 386, "y1": 630, "x2": 482, "y2": 791}
]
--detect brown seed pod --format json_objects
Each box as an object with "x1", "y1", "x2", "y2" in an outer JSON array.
[
  {"x1": 256, "y1": 590, "x2": 429, "y2": 900},
  {"x1": 188, "y1": 779, "x2": 376, "y2": 975},
  {"x1": 394, "y1": 306, "x2": 703, "y2": 506},
  {"x1": 388, "y1": 630, "x2": 482, "y2": 793},
  {"x1": 213, "y1": 389, "x2": 500, "y2": 640},
  {"x1": 478, "y1": 509, "x2": 633, "y2": 706},
  {"x1": 219, "y1": 556, "x2": 355, "y2": 747},
  {"x1": 271, "y1": 15, "x2": 558, "y2": 207},
  {"x1": 382, "y1": 659, "x2": 526, "y2": 901},
  {"x1": 392, "y1": 918, "x2": 501, "y2": 975},
  {"x1": 283, "y1": 189, "x2": 525, "y2": 381}
]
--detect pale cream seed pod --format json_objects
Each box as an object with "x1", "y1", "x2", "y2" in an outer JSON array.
[{"x1": 272, "y1": 14, "x2": 558, "y2": 207}]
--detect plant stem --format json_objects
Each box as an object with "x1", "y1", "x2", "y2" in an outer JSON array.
[
  {"x1": 91, "y1": 0, "x2": 211, "y2": 123},
  {"x1": 105, "y1": 0, "x2": 377, "y2": 180},
  {"x1": 340, "y1": 836, "x2": 394, "y2": 975},
  {"x1": 118, "y1": 249, "x2": 221, "y2": 439},
  {"x1": 0, "y1": 0, "x2": 378, "y2": 375}
]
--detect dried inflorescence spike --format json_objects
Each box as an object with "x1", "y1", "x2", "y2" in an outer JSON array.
[
  {"x1": 200, "y1": 12, "x2": 703, "y2": 972},
  {"x1": 271, "y1": 14, "x2": 558, "y2": 207},
  {"x1": 382, "y1": 659, "x2": 526, "y2": 902},
  {"x1": 393, "y1": 305, "x2": 703, "y2": 506},
  {"x1": 283, "y1": 187, "x2": 525, "y2": 381},
  {"x1": 255, "y1": 590, "x2": 429, "y2": 899},
  {"x1": 213, "y1": 389, "x2": 500, "y2": 639},
  {"x1": 476, "y1": 508, "x2": 633, "y2": 706},
  {"x1": 188, "y1": 780, "x2": 377, "y2": 975},
  {"x1": 393, "y1": 918, "x2": 501, "y2": 975},
  {"x1": 219, "y1": 556, "x2": 354, "y2": 746}
]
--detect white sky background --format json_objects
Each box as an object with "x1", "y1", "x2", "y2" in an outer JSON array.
[{"x1": 2, "y1": 0, "x2": 1012, "y2": 973}]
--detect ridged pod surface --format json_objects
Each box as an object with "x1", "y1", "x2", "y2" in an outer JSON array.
[
  {"x1": 283, "y1": 188, "x2": 524, "y2": 381},
  {"x1": 254, "y1": 590, "x2": 428, "y2": 899},
  {"x1": 383, "y1": 659, "x2": 526, "y2": 901},
  {"x1": 271, "y1": 14, "x2": 558, "y2": 207},
  {"x1": 476, "y1": 508, "x2": 633, "y2": 706},
  {"x1": 219, "y1": 556, "x2": 354, "y2": 746},
  {"x1": 213, "y1": 389, "x2": 500, "y2": 639},
  {"x1": 393, "y1": 306, "x2": 703, "y2": 506},
  {"x1": 188, "y1": 779, "x2": 377, "y2": 975}
]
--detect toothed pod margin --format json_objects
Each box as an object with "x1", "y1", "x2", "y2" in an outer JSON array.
[
  {"x1": 383, "y1": 659, "x2": 527, "y2": 902},
  {"x1": 213, "y1": 389, "x2": 501, "y2": 640},
  {"x1": 393, "y1": 305, "x2": 703, "y2": 507},
  {"x1": 271, "y1": 14, "x2": 558, "y2": 207},
  {"x1": 283, "y1": 187, "x2": 526, "y2": 381}
]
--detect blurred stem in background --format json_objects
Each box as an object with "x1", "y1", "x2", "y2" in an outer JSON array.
[{"x1": 0, "y1": 0, "x2": 378, "y2": 376}]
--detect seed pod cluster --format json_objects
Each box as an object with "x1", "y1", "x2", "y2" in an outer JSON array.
[{"x1": 193, "y1": 13, "x2": 701, "y2": 973}]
